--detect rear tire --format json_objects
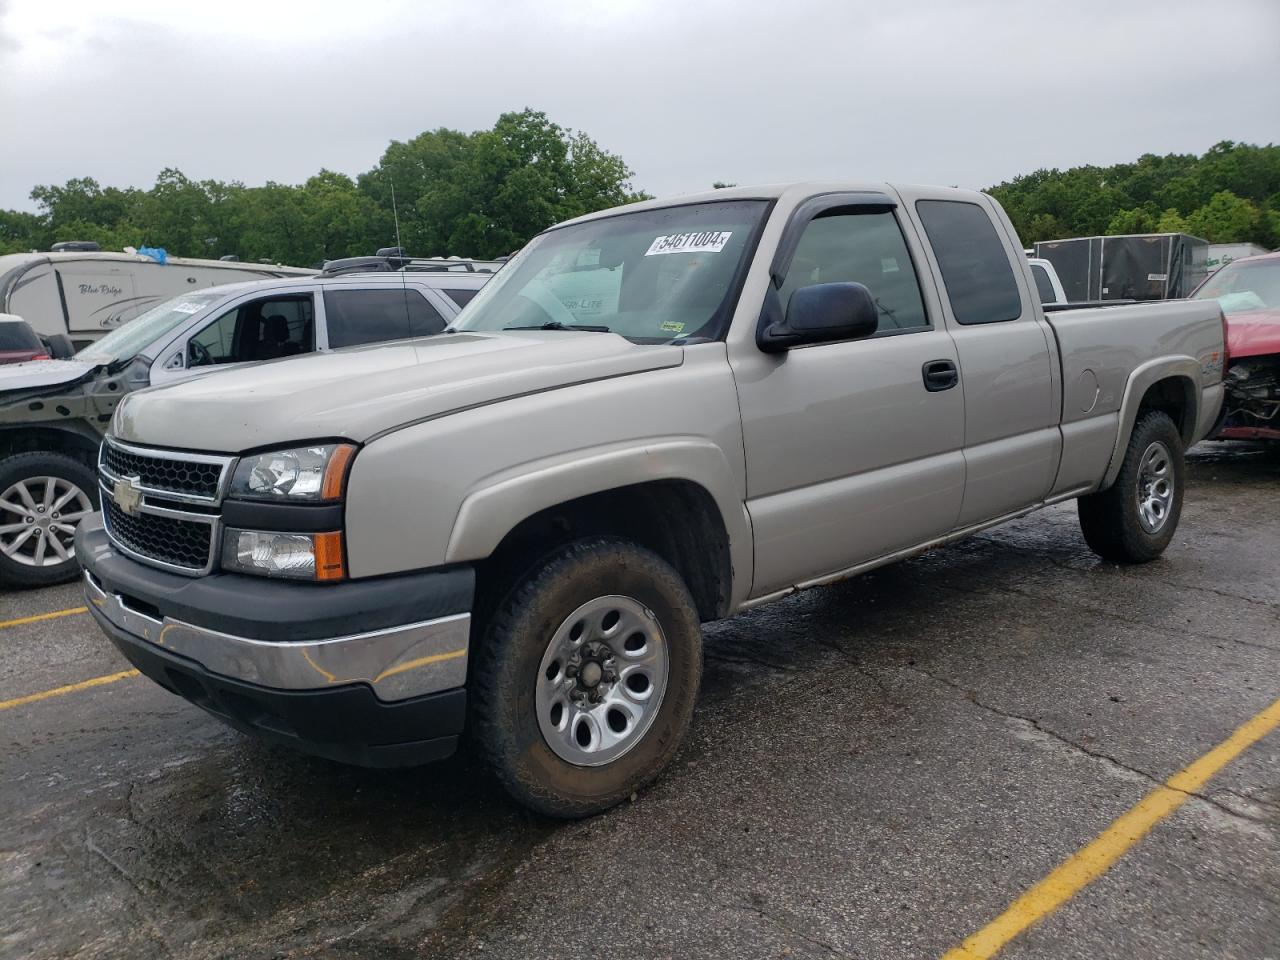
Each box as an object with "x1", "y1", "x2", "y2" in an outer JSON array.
[
  {"x1": 470, "y1": 538, "x2": 702, "y2": 818},
  {"x1": 0, "y1": 452, "x2": 99, "y2": 589},
  {"x1": 1078, "y1": 411, "x2": 1184, "y2": 563}
]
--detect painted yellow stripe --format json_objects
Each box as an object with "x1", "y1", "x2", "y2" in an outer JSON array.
[
  {"x1": 943, "y1": 696, "x2": 1280, "y2": 960},
  {"x1": 0, "y1": 605, "x2": 88, "y2": 630},
  {"x1": 0, "y1": 669, "x2": 140, "y2": 711}
]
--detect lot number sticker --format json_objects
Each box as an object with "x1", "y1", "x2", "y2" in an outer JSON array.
[{"x1": 645, "y1": 231, "x2": 733, "y2": 256}]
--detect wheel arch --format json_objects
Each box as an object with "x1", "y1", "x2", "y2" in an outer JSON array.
[
  {"x1": 0, "y1": 423, "x2": 102, "y2": 466},
  {"x1": 448, "y1": 440, "x2": 751, "y2": 621},
  {"x1": 1100, "y1": 359, "x2": 1200, "y2": 490}
]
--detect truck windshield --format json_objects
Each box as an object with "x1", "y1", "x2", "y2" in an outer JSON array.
[
  {"x1": 1194, "y1": 258, "x2": 1280, "y2": 313},
  {"x1": 450, "y1": 200, "x2": 769, "y2": 343},
  {"x1": 75, "y1": 290, "x2": 226, "y2": 364}
]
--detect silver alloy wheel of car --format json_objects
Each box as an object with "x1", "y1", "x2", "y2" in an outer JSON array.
[
  {"x1": 0, "y1": 476, "x2": 94, "y2": 567},
  {"x1": 535, "y1": 595, "x2": 670, "y2": 767},
  {"x1": 1136, "y1": 440, "x2": 1174, "y2": 533}
]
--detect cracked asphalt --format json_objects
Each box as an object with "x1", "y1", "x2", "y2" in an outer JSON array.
[{"x1": 2, "y1": 442, "x2": 1278, "y2": 960}]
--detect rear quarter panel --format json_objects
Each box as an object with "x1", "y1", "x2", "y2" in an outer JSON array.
[{"x1": 1046, "y1": 300, "x2": 1224, "y2": 492}]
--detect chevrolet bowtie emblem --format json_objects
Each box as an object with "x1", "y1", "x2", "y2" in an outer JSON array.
[{"x1": 113, "y1": 476, "x2": 143, "y2": 515}]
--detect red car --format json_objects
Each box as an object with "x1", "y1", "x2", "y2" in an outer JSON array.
[
  {"x1": 1192, "y1": 251, "x2": 1280, "y2": 440},
  {"x1": 0, "y1": 314, "x2": 51, "y2": 365}
]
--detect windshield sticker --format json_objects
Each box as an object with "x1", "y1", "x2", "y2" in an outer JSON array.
[
  {"x1": 172, "y1": 301, "x2": 203, "y2": 314},
  {"x1": 644, "y1": 231, "x2": 733, "y2": 257},
  {"x1": 880, "y1": 257, "x2": 900, "y2": 273},
  {"x1": 659, "y1": 320, "x2": 686, "y2": 334}
]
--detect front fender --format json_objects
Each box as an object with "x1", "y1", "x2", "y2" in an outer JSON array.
[{"x1": 443, "y1": 437, "x2": 752, "y2": 606}]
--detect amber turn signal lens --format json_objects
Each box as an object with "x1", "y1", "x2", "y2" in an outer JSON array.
[
  {"x1": 314, "y1": 531, "x2": 346, "y2": 581},
  {"x1": 320, "y1": 444, "x2": 356, "y2": 501}
]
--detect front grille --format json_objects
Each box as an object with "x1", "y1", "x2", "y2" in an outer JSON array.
[
  {"x1": 104, "y1": 498, "x2": 214, "y2": 572},
  {"x1": 102, "y1": 443, "x2": 224, "y2": 499}
]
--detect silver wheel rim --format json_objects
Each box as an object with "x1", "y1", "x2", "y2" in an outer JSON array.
[
  {"x1": 535, "y1": 595, "x2": 670, "y2": 767},
  {"x1": 0, "y1": 476, "x2": 93, "y2": 568},
  {"x1": 1136, "y1": 441, "x2": 1174, "y2": 534}
]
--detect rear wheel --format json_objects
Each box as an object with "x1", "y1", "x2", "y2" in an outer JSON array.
[
  {"x1": 1078, "y1": 411, "x2": 1184, "y2": 563},
  {"x1": 0, "y1": 452, "x2": 98, "y2": 589},
  {"x1": 471, "y1": 538, "x2": 702, "y2": 818}
]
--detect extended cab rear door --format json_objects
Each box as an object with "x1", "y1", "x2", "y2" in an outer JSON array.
[{"x1": 900, "y1": 188, "x2": 1063, "y2": 527}]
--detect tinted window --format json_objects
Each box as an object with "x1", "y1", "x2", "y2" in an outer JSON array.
[
  {"x1": 778, "y1": 210, "x2": 929, "y2": 333},
  {"x1": 916, "y1": 200, "x2": 1022, "y2": 324},
  {"x1": 324, "y1": 288, "x2": 446, "y2": 348},
  {"x1": 443, "y1": 288, "x2": 479, "y2": 308},
  {"x1": 1031, "y1": 264, "x2": 1056, "y2": 304},
  {"x1": 0, "y1": 321, "x2": 42, "y2": 350},
  {"x1": 188, "y1": 295, "x2": 314, "y2": 366}
]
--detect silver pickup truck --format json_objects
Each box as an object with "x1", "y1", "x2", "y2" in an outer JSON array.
[{"x1": 78, "y1": 182, "x2": 1225, "y2": 817}]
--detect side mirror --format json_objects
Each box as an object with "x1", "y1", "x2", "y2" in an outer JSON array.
[{"x1": 757, "y1": 282, "x2": 879, "y2": 352}]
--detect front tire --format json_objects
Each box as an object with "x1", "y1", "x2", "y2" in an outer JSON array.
[
  {"x1": 471, "y1": 538, "x2": 702, "y2": 818},
  {"x1": 0, "y1": 452, "x2": 99, "y2": 589},
  {"x1": 1078, "y1": 411, "x2": 1184, "y2": 563}
]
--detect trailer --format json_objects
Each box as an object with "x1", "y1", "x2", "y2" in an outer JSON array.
[{"x1": 1034, "y1": 233, "x2": 1209, "y2": 303}]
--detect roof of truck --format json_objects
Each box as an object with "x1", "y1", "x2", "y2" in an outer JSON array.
[{"x1": 553, "y1": 181, "x2": 986, "y2": 230}]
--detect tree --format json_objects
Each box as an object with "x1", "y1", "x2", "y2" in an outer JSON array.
[
  {"x1": 1183, "y1": 190, "x2": 1261, "y2": 243},
  {"x1": 988, "y1": 141, "x2": 1280, "y2": 246}
]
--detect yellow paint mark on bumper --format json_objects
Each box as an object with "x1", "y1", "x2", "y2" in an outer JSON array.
[
  {"x1": 0, "y1": 605, "x2": 88, "y2": 630},
  {"x1": 0, "y1": 669, "x2": 140, "y2": 711},
  {"x1": 373, "y1": 647, "x2": 467, "y2": 683},
  {"x1": 942, "y1": 696, "x2": 1280, "y2": 960}
]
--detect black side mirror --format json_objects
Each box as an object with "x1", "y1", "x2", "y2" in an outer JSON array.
[{"x1": 757, "y1": 282, "x2": 879, "y2": 352}]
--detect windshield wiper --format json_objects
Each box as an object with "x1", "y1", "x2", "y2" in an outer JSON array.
[{"x1": 505, "y1": 321, "x2": 612, "y2": 333}]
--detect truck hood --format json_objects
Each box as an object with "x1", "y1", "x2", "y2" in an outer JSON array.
[
  {"x1": 0, "y1": 358, "x2": 98, "y2": 393},
  {"x1": 1225, "y1": 308, "x2": 1280, "y2": 361},
  {"x1": 112, "y1": 331, "x2": 684, "y2": 451}
]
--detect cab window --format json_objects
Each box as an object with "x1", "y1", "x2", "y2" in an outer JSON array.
[
  {"x1": 778, "y1": 210, "x2": 930, "y2": 333},
  {"x1": 187, "y1": 295, "x2": 314, "y2": 367}
]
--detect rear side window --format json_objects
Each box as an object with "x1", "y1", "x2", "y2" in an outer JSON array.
[
  {"x1": 443, "y1": 288, "x2": 479, "y2": 308},
  {"x1": 778, "y1": 210, "x2": 929, "y2": 333},
  {"x1": 1030, "y1": 264, "x2": 1056, "y2": 304},
  {"x1": 916, "y1": 200, "x2": 1023, "y2": 324},
  {"x1": 0, "y1": 321, "x2": 42, "y2": 350},
  {"x1": 324, "y1": 288, "x2": 447, "y2": 348}
]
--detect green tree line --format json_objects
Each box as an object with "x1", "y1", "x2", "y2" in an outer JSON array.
[
  {"x1": 988, "y1": 141, "x2": 1280, "y2": 247},
  {"x1": 3, "y1": 127, "x2": 1276, "y2": 266},
  {"x1": 0, "y1": 109, "x2": 648, "y2": 264}
]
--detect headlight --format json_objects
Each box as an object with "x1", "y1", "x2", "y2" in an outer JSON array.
[
  {"x1": 222, "y1": 528, "x2": 345, "y2": 581},
  {"x1": 228, "y1": 443, "x2": 355, "y2": 502}
]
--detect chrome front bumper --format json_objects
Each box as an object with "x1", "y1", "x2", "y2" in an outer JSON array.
[{"x1": 84, "y1": 571, "x2": 471, "y2": 702}]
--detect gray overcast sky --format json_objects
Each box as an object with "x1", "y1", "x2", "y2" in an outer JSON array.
[{"x1": 1, "y1": 0, "x2": 1277, "y2": 212}]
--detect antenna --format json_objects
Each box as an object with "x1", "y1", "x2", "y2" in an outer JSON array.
[
  {"x1": 390, "y1": 180, "x2": 405, "y2": 256},
  {"x1": 389, "y1": 177, "x2": 412, "y2": 331}
]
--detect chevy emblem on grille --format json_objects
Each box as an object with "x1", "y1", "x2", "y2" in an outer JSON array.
[{"x1": 113, "y1": 476, "x2": 144, "y2": 515}]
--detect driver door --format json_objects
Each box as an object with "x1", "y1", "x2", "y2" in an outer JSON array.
[{"x1": 730, "y1": 200, "x2": 966, "y2": 597}]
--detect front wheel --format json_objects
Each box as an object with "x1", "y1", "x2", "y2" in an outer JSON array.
[
  {"x1": 470, "y1": 538, "x2": 703, "y2": 818},
  {"x1": 0, "y1": 451, "x2": 99, "y2": 589},
  {"x1": 1078, "y1": 410, "x2": 1185, "y2": 563}
]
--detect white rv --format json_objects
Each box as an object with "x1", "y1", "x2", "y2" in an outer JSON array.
[{"x1": 0, "y1": 248, "x2": 315, "y2": 350}]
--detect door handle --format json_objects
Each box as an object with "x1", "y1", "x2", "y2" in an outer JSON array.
[{"x1": 922, "y1": 359, "x2": 958, "y2": 392}]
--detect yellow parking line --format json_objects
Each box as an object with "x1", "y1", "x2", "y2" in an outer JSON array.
[
  {"x1": 0, "y1": 669, "x2": 140, "y2": 711},
  {"x1": 0, "y1": 606, "x2": 88, "y2": 630},
  {"x1": 942, "y1": 696, "x2": 1280, "y2": 960}
]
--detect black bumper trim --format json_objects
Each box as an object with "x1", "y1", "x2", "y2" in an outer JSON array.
[
  {"x1": 76, "y1": 514, "x2": 474, "y2": 642},
  {"x1": 93, "y1": 604, "x2": 465, "y2": 768}
]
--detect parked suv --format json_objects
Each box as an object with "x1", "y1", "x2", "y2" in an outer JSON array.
[
  {"x1": 0, "y1": 271, "x2": 487, "y2": 587},
  {"x1": 78, "y1": 182, "x2": 1224, "y2": 817}
]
